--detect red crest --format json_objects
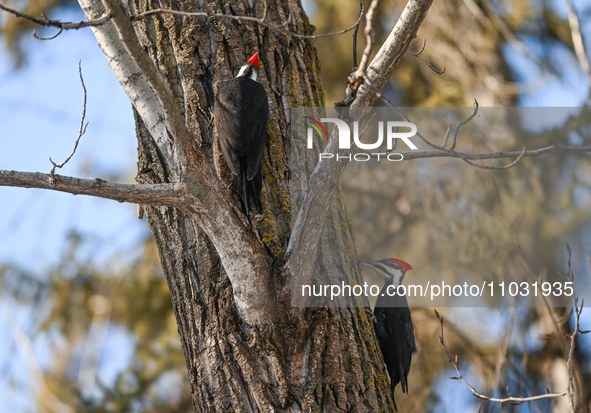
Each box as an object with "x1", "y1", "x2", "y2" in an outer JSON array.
[
  {"x1": 390, "y1": 258, "x2": 412, "y2": 272},
  {"x1": 247, "y1": 52, "x2": 260, "y2": 69}
]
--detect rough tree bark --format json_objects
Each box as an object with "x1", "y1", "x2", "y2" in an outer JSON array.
[
  {"x1": 3, "y1": 0, "x2": 432, "y2": 410},
  {"x1": 77, "y1": 0, "x2": 435, "y2": 410},
  {"x1": 126, "y1": 0, "x2": 389, "y2": 408}
]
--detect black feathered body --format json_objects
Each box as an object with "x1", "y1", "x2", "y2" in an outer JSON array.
[
  {"x1": 374, "y1": 283, "x2": 418, "y2": 403},
  {"x1": 214, "y1": 76, "x2": 268, "y2": 213}
]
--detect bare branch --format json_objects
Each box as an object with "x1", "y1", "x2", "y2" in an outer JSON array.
[
  {"x1": 50, "y1": 62, "x2": 88, "y2": 175},
  {"x1": 565, "y1": 0, "x2": 591, "y2": 105},
  {"x1": 102, "y1": 0, "x2": 181, "y2": 147},
  {"x1": 434, "y1": 247, "x2": 587, "y2": 411},
  {"x1": 461, "y1": 146, "x2": 526, "y2": 169},
  {"x1": 434, "y1": 309, "x2": 568, "y2": 406},
  {"x1": 352, "y1": 0, "x2": 434, "y2": 107},
  {"x1": 450, "y1": 99, "x2": 478, "y2": 150},
  {"x1": 355, "y1": 0, "x2": 380, "y2": 77},
  {"x1": 401, "y1": 144, "x2": 591, "y2": 162},
  {"x1": 0, "y1": 170, "x2": 188, "y2": 208},
  {"x1": 350, "y1": 90, "x2": 586, "y2": 170},
  {"x1": 0, "y1": 3, "x2": 111, "y2": 32},
  {"x1": 0, "y1": 1, "x2": 361, "y2": 41},
  {"x1": 359, "y1": 75, "x2": 477, "y2": 152},
  {"x1": 352, "y1": 0, "x2": 364, "y2": 69},
  {"x1": 129, "y1": 7, "x2": 362, "y2": 40},
  {"x1": 335, "y1": 0, "x2": 379, "y2": 107}
]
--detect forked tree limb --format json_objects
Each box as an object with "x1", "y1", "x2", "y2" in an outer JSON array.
[
  {"x1": 77, "y1": 0, "x2": 276, "y2": 325},
  {"x1": 287, "y1": 0, "x2": 434, "y2": 287}
]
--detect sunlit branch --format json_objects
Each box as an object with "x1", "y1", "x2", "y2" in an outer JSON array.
[
  {"x1": 0, "y1": 3, "x2": 111, "y2": 31},
  {"x1": 0, "y1": 170, "x2": 188, "y2": 209}
]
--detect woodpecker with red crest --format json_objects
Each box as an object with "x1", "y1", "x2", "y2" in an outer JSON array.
[
  {"x1": 214, "y1": 52, "x2": 269, "y2": 214},
  {"x1": 358, "y1": 258, "x2": 418, "y2": 412}
]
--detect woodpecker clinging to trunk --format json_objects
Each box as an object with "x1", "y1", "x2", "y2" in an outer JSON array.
[
  {"x1": 358, "y1": 258, "x2": 418, "y2": 412},
  {"x1": 214, "y1": 52, "x2": 269, "y2": 214}
]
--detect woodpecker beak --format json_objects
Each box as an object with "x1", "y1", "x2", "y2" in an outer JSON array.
[
  {"x1": 358, "y1": 260, "x2": 375, "y2": 267},
  {"x1": 247, "y1": 52, "x2": 260, "y2": 70},
  {"x1": 358, "y1": 260, "x2": 381, "y2": 272}
]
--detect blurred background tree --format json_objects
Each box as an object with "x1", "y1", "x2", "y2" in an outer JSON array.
[{"x1": 1, "y1": 0, "x2": 590, "y2": 412}]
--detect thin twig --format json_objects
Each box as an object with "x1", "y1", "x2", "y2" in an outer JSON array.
[
  {"x1": 362, "y1": 74, "x2": 480, "y2": 153},
  {"x1": 352, "y1": 0, "x2": 365, "y2": 70},
  {"x1": 434, "y1": 309, "x2": 568, "y2": 407},
  {"x1": 336, "y1": 0, "x2": 380, "y2": 108},
  {"x1": 50, "y1": 62, "x2": 88, "y2": 176},
  {"x1": 405, "y1": 40, "x2": 446, "y2": 74},
  {"x1": 355, "y1": 0, "x2": 381, "y2": 78},
  {"x1": 356, "y1": 74, "x2": 445, "y2": 149},
  {"x1": 129, "y1": 8, "x2": 362, "y2": 40},
  {"x1": 450, "y1": 99, "x2": 478, "y2": 150},
  {"x1": 406, "y1": 39, "x2": 427, "y2": 56},
  {"x1": 0, "y1": 3, "x2": 111, "y2": 32},
  {"x1": 33, "y1": 27, "x2": 63, "y2": 40},
  {"x1": 340, "y1": 77, "x2": 586, "y2": 170},
  {"x1": 559, "y1": 244, "x2": 589, "y2": 413},
  {"x1": 441, "y1": 125, "x2": 452, "y2": 148}
]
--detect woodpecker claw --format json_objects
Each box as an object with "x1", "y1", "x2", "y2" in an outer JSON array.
[{"x1": 365, "y1": 307, "x2": 377, "y2": 323}]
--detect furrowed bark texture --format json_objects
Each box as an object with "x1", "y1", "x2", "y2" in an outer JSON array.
[{"x1": 126, "y1": 0, "x2": 394, "y2": 411}]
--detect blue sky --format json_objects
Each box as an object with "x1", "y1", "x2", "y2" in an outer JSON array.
[
  {"x1": 0, "y1": 10, "x2": 147, "y2": 273},
  {"x1": 0, "y1": 11, "x2": 145, "y2": 411}
]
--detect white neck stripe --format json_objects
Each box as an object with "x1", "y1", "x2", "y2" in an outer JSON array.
[{"x1": 237, "y1": 65, "x2": 257, "y2": 81}]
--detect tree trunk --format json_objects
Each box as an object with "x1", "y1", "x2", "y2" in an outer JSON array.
[{"x1": 73, "y1": 0, "x2": 431, "y2": 410}]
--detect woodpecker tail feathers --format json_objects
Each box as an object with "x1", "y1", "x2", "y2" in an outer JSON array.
[{"x1": 234, "y1": 164, "x2": 262, "y2": 215}]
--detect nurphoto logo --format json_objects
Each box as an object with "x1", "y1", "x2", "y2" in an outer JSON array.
[{"x1": 304, "y1": 117, "x2": 419, "y2": 162}]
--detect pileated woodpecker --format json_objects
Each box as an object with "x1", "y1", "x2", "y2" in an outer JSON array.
[
  {"x1": 358, "y1": 258, "x2": 418, "y2": 412},
  {"x1": 214, "y1": 52, "x2": 269, "y2": 214}
]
